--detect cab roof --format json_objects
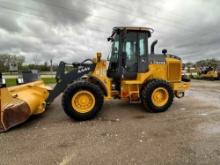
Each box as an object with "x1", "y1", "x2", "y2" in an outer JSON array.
[
  {"x1": 113, "y1": 26, "x2": 153, "y2": 37},
  {"x1": 113, "y1": 26, "x2": 153, "y2": 32}
]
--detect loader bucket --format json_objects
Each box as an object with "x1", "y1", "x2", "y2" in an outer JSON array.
[{"x1": 0, "y1": 81, "x2": 50, "y2": 132}]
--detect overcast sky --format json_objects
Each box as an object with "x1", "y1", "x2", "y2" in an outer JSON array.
[{"x1": 0, "y1": 0, "x2": 219, "y2": 64}]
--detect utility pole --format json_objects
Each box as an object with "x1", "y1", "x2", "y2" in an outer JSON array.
[{"x1": 50, "y1": 59, "x2": 53, "y2": 77}]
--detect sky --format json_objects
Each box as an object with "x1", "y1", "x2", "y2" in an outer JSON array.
[{"x1": 0, "y1": 0, "x2": 219, "y2": 64}]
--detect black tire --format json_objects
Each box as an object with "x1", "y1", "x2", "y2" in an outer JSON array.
[
  {"x1": 141, "y1": 79, "x2": 174, "y2": 113},
  {"x1": 62, "y1": 81, "x2": 104, "y2": 120},
  {"x1": 182, "y1": 75, "x2": 191, "y2": 82}
]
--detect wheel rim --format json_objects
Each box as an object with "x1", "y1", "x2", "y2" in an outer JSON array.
[
  {"x1": 151, "y1": 87, "x2": 169, "y2": 107},
  {"x1": 71, "y1": 90, "x2": 95, "y2": 113}
]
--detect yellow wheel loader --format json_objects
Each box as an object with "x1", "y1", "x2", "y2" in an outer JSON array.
[
  {"x1": 0, "y1": 27, "x2": 190, "y2": 132},
  {"x1": 198, "y1": 66, "x2": 220, "y2": 80}
]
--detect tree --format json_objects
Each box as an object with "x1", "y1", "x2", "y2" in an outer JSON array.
[
  {"x1": 40, "y1": 61, "x2": 50, "y2": 71},
  {"x1": 185, "y1": 62, "x2": 194, "y2": 68},
  {"x1": 33, "y1": 55, "x2": 40, "y2": 65},
  {"x1": 196, "y1": 58, "x2": 219, "y2": 68},
  {"x1": 17, "y1": 56, "x2": 25, "y2": 69},
  {"x1": 0, "y1": 54, "x2": 9, "y2": 72},
  {"x1": 0, "y1": 54, "x2": 25, "y2": 72}
]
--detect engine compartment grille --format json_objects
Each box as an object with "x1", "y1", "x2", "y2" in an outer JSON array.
[{"x1": 167, "y1": 61, "x2": 181, "y2": 82}]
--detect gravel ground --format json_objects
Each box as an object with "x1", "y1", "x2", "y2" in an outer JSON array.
[{"x1": 0, "y1": 79, "x2": 220, "y2": 165}]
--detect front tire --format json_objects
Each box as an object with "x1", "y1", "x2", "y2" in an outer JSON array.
[
  {"x1": 62, "y1": 81, "x2": 104, "y2": 120},
  {"x1": 141, "y1": 79, "x2": 174, "y2": 113}
]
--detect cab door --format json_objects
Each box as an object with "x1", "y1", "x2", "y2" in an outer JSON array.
[
  {"x1": 138, "y1": 32, "x2": 148, "y2": 72},
  {"x1": 122, "y1": 31, "x2": 138, "y2": 79}
]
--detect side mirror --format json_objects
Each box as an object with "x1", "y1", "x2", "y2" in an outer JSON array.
[
  {"x1": 121, "y1": 52, "x2": 127, "y2": 68},
  {"x1": 162, "y1": 49, "x2": 167, "y2": 55},
  {"x1": 107, "y1": 37, "x2": 114, "y2": 42}
]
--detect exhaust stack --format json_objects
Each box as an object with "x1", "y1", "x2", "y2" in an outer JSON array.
[{"x1": 150, "y1": 40, "x2": 158, "y2": 54}]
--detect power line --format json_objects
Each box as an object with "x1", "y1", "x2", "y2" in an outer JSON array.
[
  {"x1": 0, "y1": 0, "x2": 157, "y2": 37},
  {"x1": 88, "y1": 0, "x2": 189, "y2": 30},
  {"x1": 0, "y1": 4, "x2": 49, "y2": 22},
  {"x1": 0, "y1": 0, "x2": 122, "y2": 35},
  {"x1": 89, "y1": 0, "x2": 219, "y2": 36},
  {"x1": 31, "y1": 0, "x2": 189, "y2": 33},
  {"x1": 0, "y1": 2, "x2": 109, "y2": 35},
  {"x1": 37, "y1": 0, "x2": 207, "y2": 40},
  {"x1": 0, "y1": 0, "x2": 214, "y2": 48},
  {"x1": 0, "y1": 0, "x2": 197, "y2": 49},
  {"x1": 31, "y1": 0, "x2": 123, "y2": 24},
  {"x1": 0, "y1": 0, "x2": 216, "y2": 37},
  {"x1": 0, "y1": 0, "x2": 195, "y2": 36},
  {"x1": 2, "y1": 2, "x2": 212, "y2": 60}
]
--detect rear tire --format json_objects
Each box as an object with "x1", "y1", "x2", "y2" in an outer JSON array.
[
  {"x1": 141, "y1": 79, "x2": 174, "y2": 113},
  {"x1": 62, "y1": 81, "x2": 104, "y2": 120}
]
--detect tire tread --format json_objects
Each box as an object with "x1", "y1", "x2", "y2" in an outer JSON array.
[{"x1": 141, "y1": 79, "x2": 174, "y2": 113}]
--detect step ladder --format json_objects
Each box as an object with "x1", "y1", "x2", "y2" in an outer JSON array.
[{"x1": 128, "y1": 84, "x2": 141, "y2": 103}]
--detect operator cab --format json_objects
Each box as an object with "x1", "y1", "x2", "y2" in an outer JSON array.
[{"x1": 107, "y1": 27, "x2": 153, "y2": 80}]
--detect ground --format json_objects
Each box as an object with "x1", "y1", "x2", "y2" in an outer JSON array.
[{"x1": 0, "y1": 80, "x2": 220, "y2": 165}]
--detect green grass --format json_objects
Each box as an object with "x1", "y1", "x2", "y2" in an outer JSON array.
[
  {"x1": 5, "y1": 78, "x2": 56, "y2": 87},
  {"x1": 5, "y1": 79, "x2": 17, "y2": 87},
  {"x1": 41, "y1": 78, "x2": 56, "y2": 84}
]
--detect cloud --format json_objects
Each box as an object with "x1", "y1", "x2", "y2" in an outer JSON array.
[
  {"x1": 0, "y1": 0, "x2": 219, "y2": 65},
  {"x1": 33, "y1": 0, "x2": 91, "y2": 25},
  {"x1": 0, "y1": 13, "x2": 22, "y2": 32}
]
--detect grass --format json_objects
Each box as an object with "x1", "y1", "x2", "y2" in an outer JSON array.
[
  {"x1": 5, "y1": 79, "x2": 17, "y2": 87},
  {"x1": 5, "y1": 78, "x2": 56, "y2": 87},
  {"x1": 41, "y1": 78, "x2": 56, "y2": 84}
]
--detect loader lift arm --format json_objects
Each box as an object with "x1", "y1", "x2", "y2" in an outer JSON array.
[
  {"x1": 46, "y1": 60, "x2": 95, "y2": 104},
  {"x1": 0, "y1": 59, "x2": 95, "y2": 132}
]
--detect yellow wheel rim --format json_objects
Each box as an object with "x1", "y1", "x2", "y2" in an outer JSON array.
[
  {"x1": 151, "y1": 87, "x2": 169, "y2": 107},
  {"x1": 71, "y1": 90, "x2": 95, "y2": 113}
]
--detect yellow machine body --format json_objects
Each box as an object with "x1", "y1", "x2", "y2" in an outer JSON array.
[
  {"x1": 0, "y1": 27, "x2": 191, "y2": 132},
  {"x1": 200, "y1": 70, "x2": 219, "y2": 79},
  {"x1": 0, "y1": 81, "x2": 50, "y2": 132},
  {"x1": 89, "y1": 53, "x2": 190, "y2": 101},
  {"x1": 0, "y1": 53, "x2": 190, "y2": 132}
]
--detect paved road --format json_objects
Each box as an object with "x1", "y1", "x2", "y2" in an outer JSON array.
[{"x1": 0, "y1": 80, "x2": 220, "y2": 165}]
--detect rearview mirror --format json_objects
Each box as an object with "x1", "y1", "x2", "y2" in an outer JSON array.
[{"x1": 107, "y1": 37, "x2": 114, "y2": 42}]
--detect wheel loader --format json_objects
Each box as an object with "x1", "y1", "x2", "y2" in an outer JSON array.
[
  {"x1": 198, "y1": 66, "x2": 220, "y2": 80},
  {"x1": 0, "y1": 26, "x2": 190, "y2": 132}
]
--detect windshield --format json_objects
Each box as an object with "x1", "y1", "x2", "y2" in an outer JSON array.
[{"x1": 109, "y1": 33, "x2": 119, "y2": 63}]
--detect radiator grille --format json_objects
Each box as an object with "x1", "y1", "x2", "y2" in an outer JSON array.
[{"x1": 167, "y1": 62, "x2": 181, "y2": 81}]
